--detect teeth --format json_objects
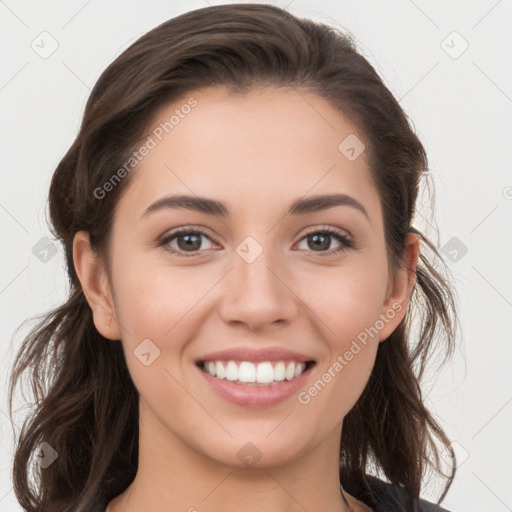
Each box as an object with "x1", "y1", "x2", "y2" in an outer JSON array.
[{"x1": 202, "y1": 360, "x2": 308, "y2": 384}]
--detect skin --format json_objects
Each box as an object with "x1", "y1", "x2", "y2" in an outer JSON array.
[{"x1": 73, "y1": 86, "x2": 419, "y2": 512}]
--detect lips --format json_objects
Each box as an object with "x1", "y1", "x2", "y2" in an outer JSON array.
[
  {"x1": 193, "y1": 346, "x2": 317, "y2": 407},
  {"x1": 195, "y1": 346, "x2": 315, "y2": 364},
  {"x1": 196, "y1": 359, "x2": 316, "y2": 407}
]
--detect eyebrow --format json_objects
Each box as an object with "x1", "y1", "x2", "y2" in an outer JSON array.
[{"x1": 141, "y1": 193, "x2": 370, "y2": 221}]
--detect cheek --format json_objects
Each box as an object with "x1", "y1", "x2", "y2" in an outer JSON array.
[
  {"x1": 112, "y1": 251, "x2": 210, "y2": 340},
  {"x1": 110, "y1": 255, "x2": 217, "y2": 394},
  {"x1": 303, "y1": 258, "x2": 389, "y2": 339},
  {"x1": 302, "y1": 328, "x2": 379, "y2": 420},
  {"x1": 294, "y1": 309, "x2": 379, "y2": 429},
  {"x1": 113, "y1": 268, "x2": 196, "y2": 406},
  {"x1": 298, "y1": 262, "x2": 387, "y2": 411}
]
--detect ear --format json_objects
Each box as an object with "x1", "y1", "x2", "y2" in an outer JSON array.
[
  {"x1": 72, "y1": 231, "x2": 121, "y2": 340},
  {"x1": 378, "y1": 232, "x2": 420, "y2": 342}
]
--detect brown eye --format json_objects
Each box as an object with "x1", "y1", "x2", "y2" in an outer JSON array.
[
  {"x1": 296, "y1": 228, "x2": 355, "y2": 255},
  {"x1": 160, "y1": 228, "x2": 217, "y2": 257},
  {"x1": 159, "y1": 226, "x2": 356, "y2": 258}
]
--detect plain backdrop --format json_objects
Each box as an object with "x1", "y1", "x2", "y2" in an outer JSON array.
[{"x1": 1, "y1": 1, "x2": 511, "y2": 511}]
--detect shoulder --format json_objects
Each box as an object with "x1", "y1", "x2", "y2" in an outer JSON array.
[
  {"x1": 368, "y1": 476, "x2": 452, "y2": 511},
  {"x1": 343, "y1": 473, "x2": 453, "y2": 512}
]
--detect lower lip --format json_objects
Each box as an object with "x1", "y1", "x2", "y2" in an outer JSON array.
[{"x1": 196, "y1": 363, "x2": 315, "y2": 408}]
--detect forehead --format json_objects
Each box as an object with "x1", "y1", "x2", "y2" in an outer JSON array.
[{"x1": 116, "y1": 86, "x2": 381, "y2": 225}]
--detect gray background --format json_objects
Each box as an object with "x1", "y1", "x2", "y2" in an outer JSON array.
[{"x1": 1, "y1": 1, "x2": 511, "y2": 510}]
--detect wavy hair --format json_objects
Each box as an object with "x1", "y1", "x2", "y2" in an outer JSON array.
[{"x1": 8, "y1": 4, "x2": 459, "y2": 511}]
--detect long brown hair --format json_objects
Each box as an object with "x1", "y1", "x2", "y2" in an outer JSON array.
[{"x1": 8, "y1": 4, "x2": 459, "y2": 510}]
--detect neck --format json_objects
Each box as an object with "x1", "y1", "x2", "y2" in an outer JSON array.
[{"x1": 106, "y1": 401, "x2": 354, "y2": 512}]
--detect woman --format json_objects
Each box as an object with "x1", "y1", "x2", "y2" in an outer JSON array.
[{"x1": 8, "y1": 4, "x2": 459, "y2": 511}]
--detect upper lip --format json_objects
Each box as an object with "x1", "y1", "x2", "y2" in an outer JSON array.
[{"x1": 196, "y1": 347, "x2": 315, "y2": 363}]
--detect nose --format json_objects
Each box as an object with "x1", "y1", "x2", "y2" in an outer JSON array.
[{"x1": 217, "y1": 239, "x2": 299, "y2": 332}]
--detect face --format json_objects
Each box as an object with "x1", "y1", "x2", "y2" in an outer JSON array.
[{"x1": 75, "y1": 86, "x2": 417, "y2": 470}]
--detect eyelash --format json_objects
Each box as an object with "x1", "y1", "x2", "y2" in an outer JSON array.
[{"x1": 159, "y1": 225, "x2": 356, "y2": 258}]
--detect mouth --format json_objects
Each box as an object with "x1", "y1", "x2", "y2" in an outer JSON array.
[
  {"x1": 194, "y1": 359, "x2": 317, "y2": 409},
  {"x1": 195, "y1": 359, "x2": 316, "y2": 386}
]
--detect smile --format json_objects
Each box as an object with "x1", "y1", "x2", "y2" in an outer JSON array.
[
  {"x1": 198, "y1": 359, "x2": 314, "y2": 385},
  {"x1": 196, "y1": 360, "x2": 316, "y2": 407}
]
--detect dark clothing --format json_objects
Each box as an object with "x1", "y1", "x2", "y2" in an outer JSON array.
[
  {"x1": 88, "y1": 474, "x2": 452, "y2": 511},
  {"x1": 342, "y1": 473, "x2": 452, "y2": 511}
]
